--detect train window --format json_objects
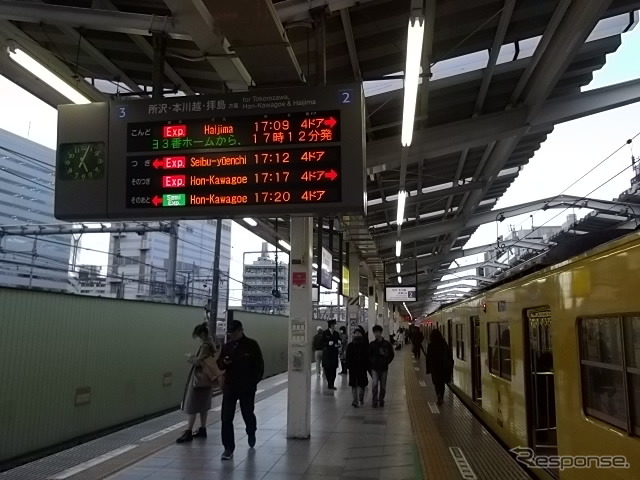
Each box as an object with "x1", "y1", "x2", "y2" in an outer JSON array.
[
  {"x1": 579, "y1": 316, "x2": 630, "y2": 432},
  {"x1": 624, "y1": 316, "x2": 640, "y2": 434},
  {"x1": 488, "y1": 322, "x2": 511, "y2": 380},
  {"x1": 455, "y1": 323, "x2": 465, "y2": 360}
]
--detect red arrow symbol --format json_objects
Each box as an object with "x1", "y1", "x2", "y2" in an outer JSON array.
[
  {"x1": 152, "y1": 195, "x2": 162, "y2": 207},
  {"x1": 324, "y1": 116, "x2": 337, "y2": 128},
  {"x1": 325, "y1": 169, "x2": 338, "y2": 181},
  {"x1": 152, "y1": 158, "x2": 163, "y2": 169}
]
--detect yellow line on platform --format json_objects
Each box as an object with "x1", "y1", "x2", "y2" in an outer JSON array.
[{"x1": 404, "y1": 353, "x2": 459, "y2": 479}]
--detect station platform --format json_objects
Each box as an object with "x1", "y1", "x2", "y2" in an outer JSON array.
[{"x1": 1, "y1": 348, "x2": 532, "y2": 480}]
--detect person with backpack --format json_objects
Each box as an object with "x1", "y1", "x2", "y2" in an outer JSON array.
[{"x1": 176, "y1": 322, "x2": 217, "y2": 443}]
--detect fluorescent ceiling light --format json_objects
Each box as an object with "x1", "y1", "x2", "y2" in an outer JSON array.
[
  {"x1": 396, "y1": 262, "x2": 401, "y2": 274},
  {"x1": 396, "y1": 190, "x2": 407, "y2": 225},
  {"x1": 401, "y1": 17, "x2": 425, "y2": 147},
  {"x1": 278, "y1": 240, "x2": 291, "y2": 251},
  {"x1": 243, "y1": 217, "x2": 257, "y2": 227},
  {"x1": 396, "y1": 240, "x2": 402, "y2": 257},
  {"x1": 9, "y1": 48, "x2": 91, "y2": 104},
  {"x1": 312, "y1": 263, "x2": 318, "y2": 269},
  {"x1": 332, "y1": 276, "x2": 340, "y2": 283},
  {"x1": 397, "y1": 276, "x2": 402, "y2": 284}
]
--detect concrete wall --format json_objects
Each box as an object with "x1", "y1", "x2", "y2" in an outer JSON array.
[
  {"x1": 226, "y1": 309, "x2": 288, "y2": 378},
  {"x1": 0, "y1": 288, "x2": 205, "y2": 464}
]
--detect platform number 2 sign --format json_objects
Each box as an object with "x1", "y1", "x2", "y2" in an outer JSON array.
[{"x1": 340, "y1": 91, "x2": 352, "y2": 104}]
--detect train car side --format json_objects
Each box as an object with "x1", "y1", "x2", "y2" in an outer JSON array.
[{"x1": 425, "y1": 231, "x2": 640, "y2": 480}]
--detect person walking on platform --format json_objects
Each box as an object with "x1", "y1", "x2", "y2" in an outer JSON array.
[
  {"x1": 368, "y1": 325, "x2": 395, "y2": 407},
  {"x1": 346, "y1": 325, "x2": 369, "y2": 406},
  {"x1": 412, "y1": 326, "x2": 424, "y2": 360},
  {"x1": 322, "y1": 319, "x2": 342, "y2": 390},
  {"x1": 217, "y1": 320, "x2": 264, "y2": 460},
  {"x1": 312, "y1": 326, "x2": 324, "y2": 378},
  {"x1": 425, "y1": 329, "x2": 454, "y2": 405},
  {"x1": 339, "y1": 326, "x2": 349, "y2": 374},
  {"x1": 176, "y1": 323, "x2": 217, "y2": 443}
]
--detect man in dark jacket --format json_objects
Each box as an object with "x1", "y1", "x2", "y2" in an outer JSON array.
[
  {"x1": 217, "y1": 320, "x2": 264, "y2": 460},
  {"x1": 426, "y1": 328, "x2": 454, "y2": 405},
  {"x1": 368, "y1": 325, "x2": 395, "y2": 407},
  {"x1": 322, "y1": 319, "x2": 342, "y2": 389}
]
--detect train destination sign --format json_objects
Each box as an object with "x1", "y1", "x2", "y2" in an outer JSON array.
[
  {"x1": 55, "y1": 86, "x2": 365, "y2": 221},
  {"x1": 385, "y1": 286, "x2": 417, "y2": 302}
]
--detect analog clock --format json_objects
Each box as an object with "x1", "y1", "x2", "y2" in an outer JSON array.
[{"x1": 58, "y1": 142, "x2": 106, "y2": 180}]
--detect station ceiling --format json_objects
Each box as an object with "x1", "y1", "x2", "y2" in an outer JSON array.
[{"x1": 1, "y1": 0, "x2": 640, "y2": 316}]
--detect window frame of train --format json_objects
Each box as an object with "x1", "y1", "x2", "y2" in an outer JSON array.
[
  {"x1": 578, "y1": 314, "x2": 640, "y2": 435},
  {"x1": 488, "y1": 321, "x2": 511, "y2": 380},
  {"x1": 455, "y1": 323, "x2": 465, "y2": 361}
]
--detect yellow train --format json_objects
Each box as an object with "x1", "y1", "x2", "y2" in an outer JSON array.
[{"x1": 424, "y1": 230, "x2": 640, "y2": 480}]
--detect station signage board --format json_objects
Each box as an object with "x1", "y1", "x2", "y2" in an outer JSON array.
[
  {"x1": 55, "y1": 85, "x2": 365, "y2": 220},
  {"x1": 319, "y1": 247, "x2": 332, "y2": 290},
  {"x1": 385, "y1": 286, "x2": 417, "y2": 302}
]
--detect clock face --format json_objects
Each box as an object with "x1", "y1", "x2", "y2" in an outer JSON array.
[{"x1": 58, "y1": 142, "x2": 105, "y2": 180}]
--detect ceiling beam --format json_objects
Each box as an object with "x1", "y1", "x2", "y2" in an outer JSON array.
[
  {"x1": 0, "y1": 0, "x2": 191, "y2": 40},
  {"x1": 275, "y1": 0, "x2": 378, "y2": 24},
  {"x1": 370, "y1": 181, "x2": 484, "y2": 213},
  {"x1": 377, "y1": 193, "x2": 636, "y2": 249},
  {"x1": 98, "y1": 0, "x2": 194, "y2": 95},
  {"x1": 0, "y1": 20, "x2": 106, "y2": 104},
  {"x1": 163, "y1": 0, "x2": 252, "y2": 91},
  {"x1": 56, "y1": 24, "x2": 146, "y2": 96},
  {"x1": 340, "y1": 8, "x2": 361, "y2": 82},
  {"x1": 367, "y1": 77, "x2": 640, "y2": 173}
]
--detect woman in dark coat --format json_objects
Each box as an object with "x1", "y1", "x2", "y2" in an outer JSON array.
[
  {"x1": 346, "y1": 326, "x2": 369, "y2": 407},
  {"x1": 322, "y1": 319, "x2": 342, "y2": 389},
  {"x1": 425, "y1": 328, "x2": 454, "y2": 405}
]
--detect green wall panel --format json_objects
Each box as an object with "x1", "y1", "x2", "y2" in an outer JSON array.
[{"x1": 0, "y1": 288, "x2": 205, "y2": 463}]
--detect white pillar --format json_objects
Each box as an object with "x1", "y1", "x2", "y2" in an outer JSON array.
[
  {"x1": 346, "y1": 244, "x2": 359, "y2": 344},
  {"x1": 367, "y1": 271, "x2": 376, "y2": 342},
  {"x1": 287, "y1": 217, "x2": 313, "y2": 439}
]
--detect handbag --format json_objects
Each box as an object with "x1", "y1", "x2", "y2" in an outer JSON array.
[{"x1": 192, "y1": 366, "x2": 213, "y2": 388}]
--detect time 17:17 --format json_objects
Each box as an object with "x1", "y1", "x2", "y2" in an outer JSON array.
[{"x1": 254, "y1": 171, "x2": 290, "y2": 183}]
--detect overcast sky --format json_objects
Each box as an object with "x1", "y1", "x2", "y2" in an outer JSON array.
[{"x1": 1, "y1": 25, "x2": 639, "y2": 307}]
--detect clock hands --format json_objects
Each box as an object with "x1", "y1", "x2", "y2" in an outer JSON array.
[{"x1": 77, "y1": 145, "x2": 91, "y2": 172}]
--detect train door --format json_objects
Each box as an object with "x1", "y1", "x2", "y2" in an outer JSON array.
[
  {"x1": 524, "y1": 307, "x2": 558, "y2": 464},
  {"x1": 470, "y1": 316, "x2": 482, "y2": 403}
]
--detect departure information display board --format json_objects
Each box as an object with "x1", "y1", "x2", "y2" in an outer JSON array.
[{"x1": 55, "y1": 86, "x2": 365, "y2": 221}]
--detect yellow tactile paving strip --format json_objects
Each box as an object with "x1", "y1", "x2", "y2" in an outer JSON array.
[{"x1": 404, "y1": 353, "x2": 461, "y2": 479}]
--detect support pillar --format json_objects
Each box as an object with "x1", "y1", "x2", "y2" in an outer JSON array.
[
  {"x1": 287, "y1": 217, "x2": 313, "y2": 439},
  {"x1": 209, "y1": 219, "x2": 222, "y2": 339},
  {"x1": 346, "y1": 243, "x2": 360, "y2": 344},
  {"x1": 367, "y1": 271, "x2": 375, "y2": 342}
]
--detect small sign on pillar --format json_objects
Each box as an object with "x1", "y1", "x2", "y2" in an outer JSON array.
[{"x1": 292, "y1": 271, "x2": 307, "y2": 289}]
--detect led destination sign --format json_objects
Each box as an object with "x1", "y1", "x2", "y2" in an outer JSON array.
[
  {"x1": 126, "y1": 147, "x2": 342, "y2": 208},
  {"x1": 125, "y1": 112, "x2": 342, "y2": 209},
  {"x1": 127, "y1": 111, "x2": 340, "y2": 152},
  {"x1": 54, "y1": 85, "x2": 365, "y2": 221}
]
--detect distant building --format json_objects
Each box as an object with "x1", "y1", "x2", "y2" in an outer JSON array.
[
  {"x1": 74, "y1": 264, "x2": 107, "y2": 296},
  {"x1": 0, "y1": 128, "x2": 72, "y2": 292},
  {"x1": 242, "y1": 242, "x2": 289, "y2": 315},
  {"x1": 106, "y1": 219, "x2": 232, "y2": 319}
]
